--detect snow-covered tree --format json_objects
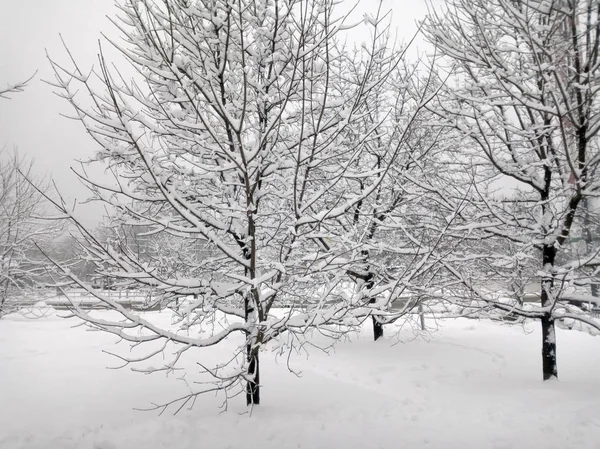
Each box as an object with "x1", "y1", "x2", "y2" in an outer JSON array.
[
  {"x1": 0, "y1": 150, "x2": 61, "y2": 316},
  {"x1": 45, "y1": 0, "x2": 436, "y2": 408},
  {"x1": 342, "y1": 65, "x2": 453, "y2": 340},
  {"x1": 1, "y1": 74, "x2": 65, "y2": 316},
  {"x1": 424, "y1": 0, "x2": 600, "y2": 380}
]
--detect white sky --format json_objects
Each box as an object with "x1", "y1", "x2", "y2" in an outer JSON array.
[{"x1": 0, "y1": 0, "x2": 435, "y2": 227}]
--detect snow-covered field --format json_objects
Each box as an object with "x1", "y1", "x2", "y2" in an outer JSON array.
[{"x1": 1, "y1": 309, "x2": 600, "y2": 449}]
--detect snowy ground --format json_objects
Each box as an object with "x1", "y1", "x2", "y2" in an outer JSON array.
[{"x1": 1, "y1": 309, "x2": 600, "y2": 449}]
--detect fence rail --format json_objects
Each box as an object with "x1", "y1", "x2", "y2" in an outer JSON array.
[{"x1": 44, "y1": 289, "x2": 159, "y2": 310}]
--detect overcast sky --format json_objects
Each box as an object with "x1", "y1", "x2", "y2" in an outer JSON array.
[{"x1": 0, "y1": 0, "x2": 434, "y2": 227}]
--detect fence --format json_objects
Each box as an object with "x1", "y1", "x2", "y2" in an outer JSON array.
[{"x1": 45, "y1": 288, "x2": 160, "y2": 311}]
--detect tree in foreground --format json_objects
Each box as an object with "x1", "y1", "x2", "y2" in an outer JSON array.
[
  {"x1": 46, "y1": 0, "x2": 435, "y2": 408},
  {"x1": 424, "y1": 0, "x2": 600, "y2": 380}
]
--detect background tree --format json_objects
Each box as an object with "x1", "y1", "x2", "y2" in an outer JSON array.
[
  {"x1": 0, "y1": 150, "x2": 62, "y2": 316},
  {"x1": 343, "y1": 76, "x2": 453, "y2": 339},
  {"x1": 424, "y1": 0, "x2": 600, "y2": 380},
  {"x1": 301, "y1": 28, "x2": 450, "y2": 341}
]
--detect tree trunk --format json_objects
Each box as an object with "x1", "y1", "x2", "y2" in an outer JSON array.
[
  {"x1": 540, "y1": 312, "x2": 557, "y2": 380},
  {"x1": 583, "y1": 198, "x2": 599, "y2": 299},
  {"x1": 371, "y1": 315, "x2": 383, "y2": 341},
  {"x1": 244, "y1": 290, "x2": 260, "y2": 406},
  {"x1": 0, "y1": 279, "x2": 8, "y2": 317},
  {"x1": 418, "y1": 300, "x2": 426, "y2": 331},
  {"x1": 540, "y1": 244, "x2": 558, "y2": 380},
  {"x1": 246, "y1": 344, "x2": 260, "y2": 405},
  {"x1": 366, "y1": 273, "x2": 383, "y2": 341},
  {"x1": 244, "y1": 283, "x2": 261, "y2": 405}
]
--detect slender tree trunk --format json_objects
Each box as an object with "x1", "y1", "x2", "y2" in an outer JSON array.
[
  {"x1": 244, "y1": 286, "x2": 261, "y2": 405},
  {"x1": 540, "y1": 311, "x2": 557, "y2": 380},
  {"x1": 371, "y1": 315, "x2": 383, "y2": 341},
  {"x1": 0, "y1": 279, "x2": 9, "y2": 317},
  {"x1": 246, "y1": 343, "x2": 260, "y2": 405},
  {"x1": 541, "y1": 245, "x2": 558, "y2": 380},
  {"x1": 418, "y1": 300, "x2": 426, "y2": 331},
  {"x1": 366, "y1": 273, "x2": 383, "y2": 341}
]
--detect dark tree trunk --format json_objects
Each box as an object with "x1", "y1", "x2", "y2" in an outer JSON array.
[
  {"x1": 244, "y1": 286, "x2": 261, "y2": 406},
  {"x1": 540, "y1": 312, "x2": 557, "y2": 380},
  {"x1": 365, "y1": 272, "x2": 383, "y2": 341},
  {"x1": 371, "y1": 315, "x2": 383, "y2": 341},
  {"x1": 246, "y1": 344, "x2": 260, "y2": 405},
  {"x1": 541, "y1": 244, "x2": 558, "y2": 380}
]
